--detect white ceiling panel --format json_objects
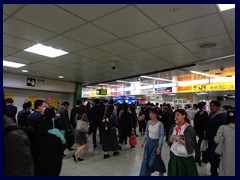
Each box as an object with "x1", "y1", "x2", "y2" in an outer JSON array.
[
  {"x1": 136, "y1": 4, "x2": 217, "y2": 27},
  {"x1": 148, "y1": 43, "x2": 190, "y2": 59},
  {"x1": 120, "y1": 51, "x2": 157, "y2": 62},
  {"x1": 26, "y1": 62, "x2": 57, "y2": 72},
  {"x1": 56, "y1": 54, "x2": 93, "y2": 64},
  {"x1": 42, "y1": 58, "x2": 77, "y2": 67},
  {"x1": 163, "y1": 54, "x2": 199, "y2": 66},
  {"x1": 3, "y1": 46, "x2": 20, "y2": 57},
  {"x1": 63, "y1": 23, "x2": 117, "y2": 46},
  {"x1": 164, "y1": 14, "x2": 226, "y2": 42},
  {"x1": 4, "y1": 56, "x2": 34, "y2": 65},
  {"x1": 74, "y1": 48, "x2": 112, "y2": 60},
  {"x1": 183, "y1": 34, "x2": 233, "y2": 53},
  {"x1": 3, "y1": 4, "x2": 24, "y2": 16},
  {"x1": 4, "y1": 18, "x2": 56, "y2": 42},
  {"x1": 13, "y1": 4, "x2": 86, "y2": 34},
  {"x1": 57, "y1": 4, "x2": 128, "y2": 21},
  {"x1": 221, "y1": 8, "x2": 235, "y2": 32},
  {"x1": 96, "y1": 40, "x2": 140, "y2": 55},
  {"x1": 3, "y1": 14, "x2": 8, "y2": 21},
  {"x1": 3, "y1": 4, "x2": 235, "y2": 85},
  {"x1": 3, "y1": 66, "x2": 15, "y2": 72},
  {"x1": 229, "y1": 32, "x2": 235, "y2": 46},
  {"x1": 93, "y1": 6, "x2": 158, "y2": 38},
  {"x1": 136, "y1": 59, "x2": 175, "y2": 71},
  {"x1": 3, "y1": 33, "x2": 35, "y2": 50},
  {"x1": 125, "y1": 28, "x2": 177, "y2": 49},
  {"x1": 13, "y1": 51, "x2": 49, "y2": 62},
  {"x1": 195, "y1": 47, "x2": 235, "y2": 60},
  {"x1": 43, "y1": 36, "x2": 89, "y2": 53}
]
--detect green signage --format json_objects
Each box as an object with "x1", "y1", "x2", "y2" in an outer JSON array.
[{"x1": 96, "y1": 89, "x2": 107, "y2": 95}]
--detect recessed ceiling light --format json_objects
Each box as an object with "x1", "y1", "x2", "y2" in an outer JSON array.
[
  {"x1": 3, "y1": 60, "x2": 26, "y2": 68},
  {"x1": 217, "y1": 4, "x2": 235, "y2": 12},
  {"x1": 24, "y1": 43, "x2": 68, "y2": 58},
  {"x1": 58, "y1": 76, "x2": 64, "y2": 79},
  {"x1": 199, "y1": 42, "x2": 217, "y2": 48},
  {"x1": 21, "y1": 70, "x2": 28, "y2": 73}
]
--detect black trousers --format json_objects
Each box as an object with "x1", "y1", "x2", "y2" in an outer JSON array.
[
  {"x1": 208, "y1": 143, "x2": 220, "y2": 176},
  {"x1": 92, "y1": 125, "x2": 102, "y2": 146}
]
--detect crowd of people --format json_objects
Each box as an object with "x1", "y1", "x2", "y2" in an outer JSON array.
[{"x1": 3, "y1": 97, "x2": 235, "y2": 176}]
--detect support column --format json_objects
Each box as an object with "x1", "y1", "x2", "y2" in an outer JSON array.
[{"x1": 73, "y1": 83, "x2": 82, "y2": 106}]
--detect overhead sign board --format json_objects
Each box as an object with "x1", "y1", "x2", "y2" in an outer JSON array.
[{"x1": 177, "y1": 82, "x2": 235, "y2": 93}]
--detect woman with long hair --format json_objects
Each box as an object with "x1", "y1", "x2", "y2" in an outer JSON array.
[
  {"x1": 140, "y1": 107, "x2": 166, "y2": 176},
  {"x1": 168, "y1": 109, "x2": 200, "y2": 176}
]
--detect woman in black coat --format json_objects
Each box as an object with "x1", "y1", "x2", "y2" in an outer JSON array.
[{"x1": 118, "y1": 104, "x2": 133, "y2": 150}]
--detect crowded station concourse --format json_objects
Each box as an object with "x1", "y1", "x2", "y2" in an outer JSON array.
[{"x1": 3, "y1": 4, "x2": 235, "y2": 176}]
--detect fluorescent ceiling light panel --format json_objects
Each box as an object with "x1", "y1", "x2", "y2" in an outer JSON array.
[
  {"x1": 3, "y1": 60, "x2": 26, "y2": 68},
  {"x1": 21, "y1": 70, "x2": 28, "y2": 73},
  {"x1": 168, "y1": 94, "x2": 176, "y2": 96},
  {"x1": 199, "y1": 92, "x2": 208, "y2": 95},
  {"x1": 24, "y1": 43, "x2": 68, "y2": 58},
  {"x1": 217, "y1": 4, "x2": 235, "y2": 11},
  {"x1": 191, "y1": 71, "x2": 220, "y2": 78},
  {"x1": 58, "y1": 76, "x2": 64, "y2": 78},
  {"x1": 154, "y1": 83, "x2": 177, "y2": 88},
  {"x1": 116, "y1": 80, "x2": 131, "y2": 84},
  {"x1": 99, "y1": 83, "x2": 109, "y2": 86},
  {"x1": 140, "y1": 76, "x2": 178, "y2": 82}
]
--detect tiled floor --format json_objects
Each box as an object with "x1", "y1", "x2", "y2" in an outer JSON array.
[{"x1": 60, "y1": 133, "x2": 211, "y2": 176}]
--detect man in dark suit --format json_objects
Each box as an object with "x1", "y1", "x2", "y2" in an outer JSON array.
[
  {"x1": 5, "y1": 98, "x2": 17, "y2": 122},
  {"x1": 17, "y1": 101, "x2": 32, "y2": 127},
  {"x1": 26, "y1": 99, "x2": 45, "y2": 130}
]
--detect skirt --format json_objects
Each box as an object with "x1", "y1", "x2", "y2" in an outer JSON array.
[
  {"x1": 168, "y1": 152, "x2": 198, "y2": 176},
  {"x1": 75, "y1": 130, "x2": 87, "y2": 144}
]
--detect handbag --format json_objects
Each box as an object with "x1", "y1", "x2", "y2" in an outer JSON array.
[
  {"x1": 129, "y1": 134, "x2": 137, "y2": 146},
  {"x1": 48, "y1": 118, "x2": 66, "y2": 144},
  {"x1": 138, "y1": 114, "x2": 145, "y2": 122},
  {"x1": 76, "y1": 119, "x2": 90, "y2": 133},
  {"x1": 215, "y1": 136, "x2": 224, "y2": 155}
]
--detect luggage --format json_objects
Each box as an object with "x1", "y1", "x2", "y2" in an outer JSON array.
[{"x1": 102, "y1": 129, "x2": 118, "y2": 152}]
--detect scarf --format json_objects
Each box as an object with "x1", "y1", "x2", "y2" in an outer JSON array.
[{"x1": 176, "y1": 121, "x2": 187, "y2": 134}]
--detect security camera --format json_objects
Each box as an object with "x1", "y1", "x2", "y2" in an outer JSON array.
[
  {"x1": 220, "y1": 65, "x2": 224, "y2": 71},
  {"x1": 111, "y1": 66, "x2": 117, "y2": 70},
  {"x1": 110, "y1": 60, "x2": 117, "y2": 70}
]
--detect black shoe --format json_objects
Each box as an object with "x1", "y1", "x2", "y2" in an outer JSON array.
[
  {"x1": 124, "y1": 141, "x2": 127, "y2": 145},
  {"x1": 78, "y1": 158, "x2": 84, "y2": 161},
  {"x1": 104, "y1": 154, "x2": 110, "y2": 159},
  {"x1": 130, "y1": 146, "x2": 135, "y2": 148},
  {"x1": 68, "y1": 148, "x2": 74, "y2": 151},
  {"x1": 118, "y1": 145, "x2": 122, "y2": 151},
  {"x1": 136, "y1": 135, "x2": 139, "y2": 137},
  {"x1": 113, "y1": 151, "x2": 120, "y2": 156},
  {"x1": 93, "y1": 144, "x2": 97, "y2": 148},
  {"x1": 72, "y1": 154, "x2": 77, "y2": 162}
]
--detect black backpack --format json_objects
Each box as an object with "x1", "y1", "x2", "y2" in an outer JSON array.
[{"x1": 4, "y1": 125, "x2": 63, "y2": 176}]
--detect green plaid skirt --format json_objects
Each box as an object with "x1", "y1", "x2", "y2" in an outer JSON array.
[{"x1": 168, "y1": 152, "x2": 198, "y2": 176}]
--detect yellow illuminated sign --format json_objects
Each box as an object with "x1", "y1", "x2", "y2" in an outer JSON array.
[{"x1": 177, "y1": 82, "x2": 235, "y2": 93}]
